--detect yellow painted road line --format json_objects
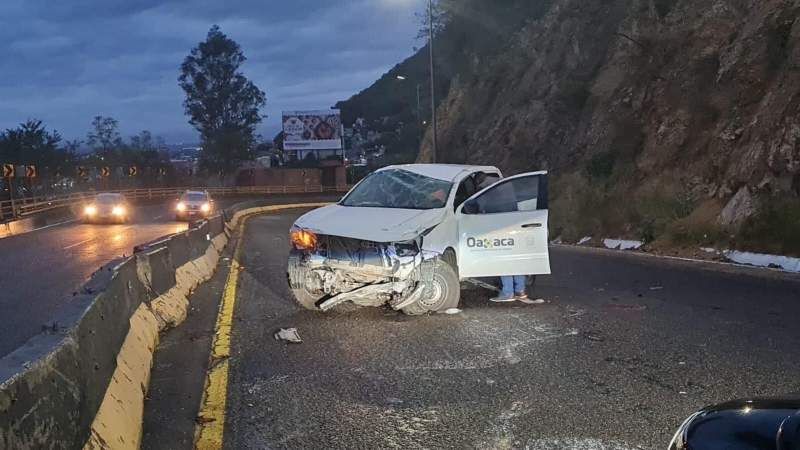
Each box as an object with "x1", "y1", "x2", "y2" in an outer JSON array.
[
  {"x1": 194, "y1": 203, "x2": 329, "y2": 449},
  {"x1": 195, "y1": 255, "x2": 241, "y2": 450}
]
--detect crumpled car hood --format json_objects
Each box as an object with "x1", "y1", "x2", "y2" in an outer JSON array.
[{"x1": 294, "y1": 204, "x2": 445, "y2": 243}]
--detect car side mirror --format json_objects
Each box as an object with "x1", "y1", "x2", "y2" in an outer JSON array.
[{"x1": 462, "y1": 200, "x2": 479, "y2": 215}]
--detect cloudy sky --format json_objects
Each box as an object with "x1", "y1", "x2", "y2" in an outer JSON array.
[{"x1": 0, "y1": 0, "x2": 421, "y2": 144}]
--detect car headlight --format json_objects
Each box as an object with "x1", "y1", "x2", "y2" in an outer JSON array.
[
  {"x1": 84, "y1": 205, "x2": 97, "y2": 216},
  {"x1": 176, "y1": 202, "x2": 186, "y2": 212},
  {"x1": 112, "y1": 206, "x2": 125, "y2": 216},
  {"x1": 290, "y1": 227, "x2": 318, "y2": 251},
  {"x1": 201, "y1": 202, "x2": 211, "y2": 212}
]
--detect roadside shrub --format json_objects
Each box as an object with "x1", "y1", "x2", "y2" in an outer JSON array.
[
  {"x1": 738, "y1": 197, "x2": 800, "y2": 256},
  {"x1": 586, "y1": 151, "x2": 616, "y2": 180},
  {"x1": 667, "y1": 221, "x2": 730, "y2": 248}
]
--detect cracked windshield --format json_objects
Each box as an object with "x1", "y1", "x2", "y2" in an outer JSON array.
[
  {"x1": 341, "y1": 169, "x2": 452, "y2": 209},
  {"x1": 0, "y1": 1, "x2": 798, "y2": 449}
]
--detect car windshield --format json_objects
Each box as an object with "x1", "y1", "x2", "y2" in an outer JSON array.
[
  {"x1": 183, "y1": 193, "x2": 207, "y2": 202},
  {"x1": 96, "y1": 194, "x2": 122, "y2": 204},
  {"x1": 341, "y1": 169, "x2": 452, "y2": 210}
]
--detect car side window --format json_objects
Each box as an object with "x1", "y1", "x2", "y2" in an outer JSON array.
[
  {"x1": 453, "y1": 176, "x2": 477, "y2": 211},
  {"x1": 463, "y1": 174, "x2": 546, "y2": 215}
]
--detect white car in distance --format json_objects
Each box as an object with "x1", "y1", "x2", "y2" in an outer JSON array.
[
  {"x1": 287, "y1": 164, "x2": 551, "y2": 315},
  {"x1": 175, "y1": 190, "x2": 214, "y2": 221}
]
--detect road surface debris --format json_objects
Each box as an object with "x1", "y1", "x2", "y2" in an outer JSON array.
[{"x1": 274, "y1": 328, "x2": 303, "y2": 343}]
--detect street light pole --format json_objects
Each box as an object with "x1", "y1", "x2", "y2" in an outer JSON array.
[
  {"x1": 428, "y1": 0, "x2": 438, "y2": 163},
  {"x1": 416, "y1": 83, "x2": 421, "y2": 127}
]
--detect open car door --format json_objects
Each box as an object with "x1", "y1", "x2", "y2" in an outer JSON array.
[{"x1": 455, "y1": 171, "x2": 550, "y2": 278}]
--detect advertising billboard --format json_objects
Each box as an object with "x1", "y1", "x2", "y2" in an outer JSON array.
[{"x1": 282, "y1": 110, "x2": 342, "y2": 151}]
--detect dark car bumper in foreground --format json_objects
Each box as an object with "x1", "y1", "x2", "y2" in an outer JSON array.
[{"x1": 669, "y1": 397, "x2": 800, "y2": 450}]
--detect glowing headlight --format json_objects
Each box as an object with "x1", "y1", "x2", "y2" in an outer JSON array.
[
  {"x1": 84, "y1": 205, "x2": 97, "y2": 216},
  {"x1": 176, "y1": 202, "x2": 186, "y2": 212},
  {"x1": 290, "y1": 227, "x2": 318, "y2": 250},
  {"x1": 112, "y1": 206, "x2": 125, "y2": 216},
  {"x1": 201, "y1": 202, "x2": 211, "y2": 212}
]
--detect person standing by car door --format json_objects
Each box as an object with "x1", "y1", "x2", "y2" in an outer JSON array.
[
  {"x1": 490, "y1": 276, "x2": 528, "y2": 302},
  {"x1": 469, "y1": 172, "x2": 541, "y2": 304}
]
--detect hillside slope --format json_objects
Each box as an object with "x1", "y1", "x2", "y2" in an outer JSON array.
[{"x1": 416, "y1": 0, "x2": 800, "y2": 255}]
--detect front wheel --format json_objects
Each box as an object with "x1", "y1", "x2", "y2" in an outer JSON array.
[
  {"x1": 290, "y1": 286, "x2": 323, "y2": 311},
  {"x1": 402, "y1": 259, "x2": 460, "y2": 315}
]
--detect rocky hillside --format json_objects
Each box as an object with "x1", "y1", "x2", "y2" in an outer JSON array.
[{"x1": 413, "y1": 0, "x2": 800, "y2": 256}]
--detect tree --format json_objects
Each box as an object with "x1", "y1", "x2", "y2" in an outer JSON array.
[
  {"x1": 129, "y1": 130, "x2": 155, "y2": 151},
  {"x1": 179, "y1": 25, "x2": 266, "y2": 175},
  {"x1": 86, "y1": 116, "x2": 123, "y2": 161},
  {"x1": 0, "y1": 120, "x2": 68, "y2": 166},
  {"x1": 0, "y1": 120, "x2": 75, "y2": 184}
]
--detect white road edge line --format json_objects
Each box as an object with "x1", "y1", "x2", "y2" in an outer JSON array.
[
  {"x1": 63, "y1": 237, "x2": 94, "y2": 250},
  {"x1": 553, "y1": 243, "x2": 798, "y2": 275},
  {"x1": 24, "y1": 218, "x2": 79, "y2": 234}
]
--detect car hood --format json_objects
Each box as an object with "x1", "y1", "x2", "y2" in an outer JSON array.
[{"x1": 294, "y1": 204, "x2": 446, "y2": 242}]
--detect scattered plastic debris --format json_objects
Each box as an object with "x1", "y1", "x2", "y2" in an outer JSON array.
[
  {"x1": 678, "y1": 362, "x2": 686, "y2": 365},
  {"x1": 519, "y1": 298, "x2": 546, "y2": 305},
  {"x1": 550, "y1": 237, "x2": 563, "y2": 245},
  {"x1": 603, "y1": 239, "x2": 644, "y2": 250},
  {"x1": 649, "y1": 286, "x2": 664, "y2": 291},
  {"x1": 585, "y1": 332, "x2": 604, "y2": 342},
  {"x1": 679, "y1": 391, "x2": 688, "y2": 395},
  {"x1": 274, "y1": 328, "x2": 302, "y2": 343},
  {"x1": 577, "y1": 236, "x2": 592, "y2": 245},
  {"x1": 605, "y1": 303, "x2": 647, "y2": 311},
  {"x1": 440, "y1": 308, "x2": 462, "y2": 315},
  {"x1": 566, "y1": 308, "x2": 585, "y2": 318},
  {"x1": 724, "y1": 250, "x2": 800, "y2": 273}
]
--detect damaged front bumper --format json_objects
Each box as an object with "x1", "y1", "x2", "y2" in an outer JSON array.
[{"x1": 287, "y1": 234, "x2": 437, "y2": 311}]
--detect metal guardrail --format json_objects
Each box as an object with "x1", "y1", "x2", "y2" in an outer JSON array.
[{"x1": 0, "y1": 185, "x2": 350, "y2": 222}]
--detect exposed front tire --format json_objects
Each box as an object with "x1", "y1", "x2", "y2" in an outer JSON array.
[
  {"x1": 287, "y1": 252, "x2": 323, "y2": 311},
  {"x1": 402, "y1": 259, "x2": 460, "y2": 315},
  {"x1": 290, "y1": 286, "x2": 323, "y2": 311}
]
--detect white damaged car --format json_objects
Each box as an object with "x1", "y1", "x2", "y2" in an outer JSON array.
[{"x1": 287, "y1": 164, "x2": 551, "y2": 315}]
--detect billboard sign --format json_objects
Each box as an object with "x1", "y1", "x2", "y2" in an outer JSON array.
[{"x1": 282, "y1": 110, "x2": 342, "y2": 151}]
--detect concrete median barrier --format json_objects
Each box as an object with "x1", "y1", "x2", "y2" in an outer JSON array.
[{"x1": 0, "y1": 196, "x2": 334, "y2": 450}]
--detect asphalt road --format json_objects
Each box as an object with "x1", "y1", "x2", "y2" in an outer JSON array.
[
  {"x1": 201, "y1": 210, "x2": 800, "y2": 450},
  {"x1": 0, "y1": 195, "x2": 288, "y2": 358}
]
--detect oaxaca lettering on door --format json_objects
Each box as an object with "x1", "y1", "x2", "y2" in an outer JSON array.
[{"x1": 456, "y1": 172, "x2": 551, "y2": 278}]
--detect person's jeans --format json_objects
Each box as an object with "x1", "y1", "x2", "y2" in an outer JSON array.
[{"x1": 500, "y1": 275, "x2": 526, "y2": 297}]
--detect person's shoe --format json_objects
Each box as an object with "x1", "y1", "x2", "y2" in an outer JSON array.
[
  {"x1": 490, "y1": 294, "x2": 516, "y2": 303},
  {"x1": 515, "y1": 293, "x2": 528, "y2": 300}
]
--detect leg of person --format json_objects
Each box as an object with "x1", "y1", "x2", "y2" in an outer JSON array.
[
  {"x1": 490, "y1": 276, "x2": 516, "y2": 303},
  {"x1": 513, "y1": 275, "x2": 528, "y2": 299}
]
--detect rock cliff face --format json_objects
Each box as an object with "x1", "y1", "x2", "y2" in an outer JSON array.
[{"x1": 417, "y1": 0, "x2": 800, "y2": 254}]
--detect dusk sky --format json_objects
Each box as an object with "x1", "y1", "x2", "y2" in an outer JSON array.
[{"x1": 0, "y1": 0, "x2": 421, "y2": 144}]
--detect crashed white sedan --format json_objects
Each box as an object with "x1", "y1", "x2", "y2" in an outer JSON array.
[{"x1": 287, "y1": 164, "x2": 551, "y2": 315}]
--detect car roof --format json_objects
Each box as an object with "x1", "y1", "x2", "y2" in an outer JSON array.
[
  {"x1": 377, "y1": 164, "x2": 501, "y2": 182},
  {"x1": 96, "y1": 193, "x2": 123, "y2": 198},
  {"x1": 183, "y1": 190, "x2": 207, "y2": 195}
]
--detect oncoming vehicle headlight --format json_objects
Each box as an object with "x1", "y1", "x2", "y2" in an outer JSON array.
[
  {"x1": 290, "y1": 227, "x2": 318, "y2": 251},
  {"x1": 201, "y1": 202, "x2": 211, "y2": 212},
  {"x1": 112, "y1": 206, "x2": 125, "y2": 216},
  {"x1": 176, "y1": 202, "x2": 186, "y2": 212},
  {"x1": 84, "y1": 205, "x2": 97, "y2": 216}
]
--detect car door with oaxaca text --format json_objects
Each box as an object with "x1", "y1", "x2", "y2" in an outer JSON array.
[{"x1": 456, "y1": 172, "x2": 551, "y2": 278}]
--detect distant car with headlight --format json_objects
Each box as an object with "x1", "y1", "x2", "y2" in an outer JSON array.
[
  {"x1": 175, "y1": 190, "x2": 213, "y2": 221},
  {"x1": 82, "y1": 193, "x2": 130, "y2": 224},
  {"x1": 287, "y1": 164, "x2": 551, "y2": 315}
]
